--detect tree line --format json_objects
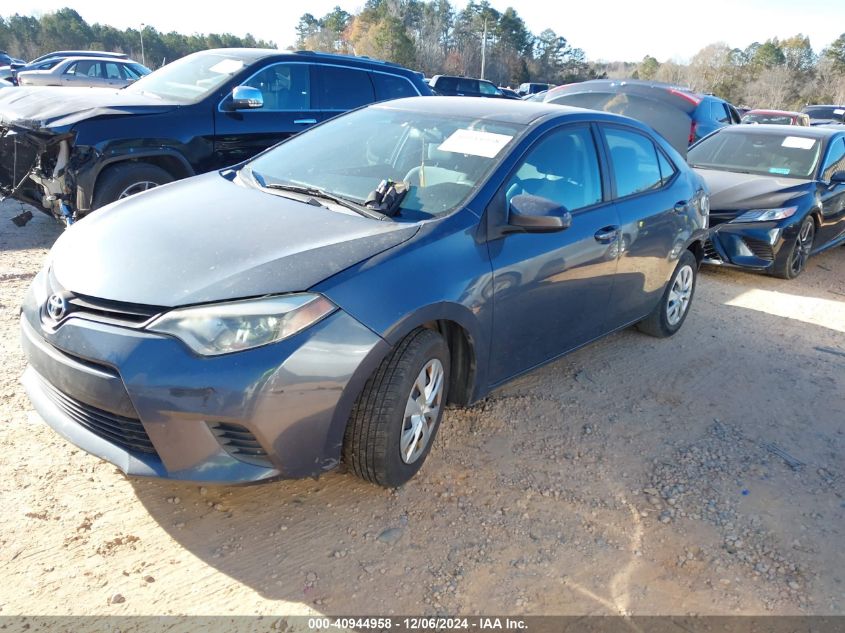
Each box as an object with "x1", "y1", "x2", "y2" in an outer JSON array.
[
  {"x1": 600, "y1": 34, "x2": 845, "y2": 110},
  {"x1": 297, "y1": 0, "x2": 845, "y2": 107},
  {"x1": 0, "y1": 7, "x2": 274, "y2": 68},
  {"x1": 295, "y1": 0, "x2": 598, "y2": 87},
  {"x1": 3, "y1": 3, "x2": 845, "y2": 110}
]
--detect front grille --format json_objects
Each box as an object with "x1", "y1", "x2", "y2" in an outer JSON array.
[
  {"x1": 703, "y1": 238, "x2": 722, "y2": 262},
  {"x1": 45, "y1": 270, "x2": 164, "y2": 328},
  {"x1": 65, "y1": 292, "x2": 163, "y2": 326},
  {"x1": 209, "y1": 422, "x2": 271, "y2": 467},
  {"x1": 742, "y1": 237, "x2": 774, "y2": 261},
  {"x1": 38, "y1": 374, "x2": 157, "y2": 455}
]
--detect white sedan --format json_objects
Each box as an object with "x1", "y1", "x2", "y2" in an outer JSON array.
[{"x1": 16, "y1": 56, "x2": 150, "y2": 88}]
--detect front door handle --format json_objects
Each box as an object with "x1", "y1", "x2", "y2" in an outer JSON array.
[
  {"x1": 673, "y1": 200, "x2": 689, "y2": 213},
  {"x1": 294, "y1": 118, "x2": 317, "y2": 125},
  {"x1": 594, "y1": 226, "x2": 619, "y2": 243}
]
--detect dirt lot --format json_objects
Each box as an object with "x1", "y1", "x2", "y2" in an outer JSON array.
[{"x1": 1, "y1": 199, "x2": 843, "y2": 617}]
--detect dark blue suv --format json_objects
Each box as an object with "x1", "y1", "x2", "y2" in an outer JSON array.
[{"x1": 0, "y1": 48, "x2": 432, "y2": 224}]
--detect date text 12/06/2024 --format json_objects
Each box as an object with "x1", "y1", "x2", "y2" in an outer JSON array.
[{"x1": 307, "y1": 618, "x2": 528, "y2": 630}]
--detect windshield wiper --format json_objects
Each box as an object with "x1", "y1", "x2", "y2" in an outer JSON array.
[
  {"x1": 247, "y1": 171, "x2": 391, "y2": 221},
  {"x1": 266, "y1": 184, "x2": 392, "y2": 221}
]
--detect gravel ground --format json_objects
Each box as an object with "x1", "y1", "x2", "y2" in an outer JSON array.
[{"x1": 0, "y1": 199, "x2": 843, "y2": 616}]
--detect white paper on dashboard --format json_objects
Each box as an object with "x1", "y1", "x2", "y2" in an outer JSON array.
[
  {"x1": 437, "y1": 129, "x2": 513, "y2": 158},
  {"x1": 781, "y1": 136, "x2": 816, "y2": 149},
  {"x1": 210, "y1": 59, "x2": 245, "y2": 74}
]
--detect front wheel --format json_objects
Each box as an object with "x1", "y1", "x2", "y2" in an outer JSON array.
[
  {"x1": 772, "y1": 216, "x2": 814, "y2": 280},
  {"x1": 637, "y1": 250, "x2": 698, "y2": 338},
  {"x1": 343, "y1": 328, "x2": 450, "y2": 487},
  {"x1": 92, "y1": 163, "x2": 174, "y2": 210}
]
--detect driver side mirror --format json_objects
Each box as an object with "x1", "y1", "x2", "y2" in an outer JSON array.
[
  {"x1": 230, "y1": 85, "x2": 264, "y2": 110},
  {"x1": 829, "y1": 170, "x2": 845, "y2": 184},
  {"x1": 507, "y1": 194, "x2": 572, "y2": 233}
]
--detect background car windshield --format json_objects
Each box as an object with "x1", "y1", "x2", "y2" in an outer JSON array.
[
  {"x1": 742, "y1": 113, "x2": 792, "y2": 125},
  {"x1": 803, "y1": 106, "x2": 842, "y2": 118},
  {"x1": 247, "y1": 106, "x2": 523, "y2": 219},
  {"x1": 124, "y1": 52, "x2": 247, "y2": 103},
  {"x1": 688, "y1": 131, "x2": 821, "y2": 178}
]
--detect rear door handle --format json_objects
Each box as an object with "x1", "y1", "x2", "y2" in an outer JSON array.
[
  {"x1": 594, "y1": 226, "x2": 619, "y2": 243},
  {"x1": 294, "y1": 118, "x2": 317, "y2": 125},
  {"x1": 673, "y1": 200, "x2": 689, "y2": 213}
]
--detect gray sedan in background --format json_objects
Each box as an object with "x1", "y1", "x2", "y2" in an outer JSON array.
[{"x1": 16, "y1": 56, "x2": 150, "y2": 88}]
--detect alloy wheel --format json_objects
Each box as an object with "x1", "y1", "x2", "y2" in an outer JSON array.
[
  {"x1": 118, "y1": 181, "x2": 159, "y2": 199},
  {"x1": 789, "y1": 219, "x2": 814, "y2": 277}
]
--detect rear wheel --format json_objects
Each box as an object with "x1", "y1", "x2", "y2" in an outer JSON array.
[
  {"x1": 343, "y1": 328, "x2": 449, "y2": 487},
  {"x1": 92, "y1": 163, "x2": 174, "y2": 210},
  {"x1": 637, "y1": 250, "x2": 697, "y2": 338},
  {"x1": 772, "y1": 216, "x2": 814, "y2": 280}
]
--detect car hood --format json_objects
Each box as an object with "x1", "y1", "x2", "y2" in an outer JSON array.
[
  {"x1": 0, "y1": 86, "x2": 179, "y2": 133},
  {"x1": 692, "y1": 168, "x2": 812, "y2": 210},
  {"x1": 49, "y1": 172, "x2": 420, "y2": 307}
]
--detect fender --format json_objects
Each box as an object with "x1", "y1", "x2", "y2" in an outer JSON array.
[
  {"x1": 317, "y1": 299, "x2": 487, "y2": 472},
  {"x1": 74, "y1": 148, "x2": 195, "y2": 211}
]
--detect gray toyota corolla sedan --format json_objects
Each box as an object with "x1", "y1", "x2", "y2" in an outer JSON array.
[{"x1": 21, "y1": 97, "x2": 709, "y2": 487}]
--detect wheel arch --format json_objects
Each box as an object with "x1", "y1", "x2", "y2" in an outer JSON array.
[
  {"x1": 79, "y1": 150, "x2": 195, "y2": 211},
  {"x1": 381, "y1": 303, "x2": 486, "y2": 407}
]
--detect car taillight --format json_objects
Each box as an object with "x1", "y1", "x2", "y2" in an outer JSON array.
[{"x1": 689, "y1": 121, "x2": 698, "y2": 145}]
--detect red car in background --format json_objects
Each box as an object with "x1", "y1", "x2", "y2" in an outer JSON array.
[{"x1": 741, "y1": 109, "x2": 811, "y2": 126}]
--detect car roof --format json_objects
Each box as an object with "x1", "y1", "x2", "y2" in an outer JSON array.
[
  {"x1": 374, "y1": 95, "x2": 638, "y2": 126},
  {"x1": 33, "y1": 50, "x2": 127, "y2": 61},
  {"x1": 197, "y1": 48, "x2": 414, "y2": 72},
  {"x1": 716, "y1": 123, "x2": 843, "y2": 139},
  {"x1": 746, "y1": 109, "x2": 803, "y2": 116}
]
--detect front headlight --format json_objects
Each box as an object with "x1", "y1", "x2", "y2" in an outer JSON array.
[
  {"x1": 147, "y1": 294, "x2": 336, "y2": 356},
  {"x1": 734, "y1": 206, "x2": 798, "y2": 222}
]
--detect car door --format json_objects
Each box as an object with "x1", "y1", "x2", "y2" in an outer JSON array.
[
  {"x1": 213, "y1": 62, "x2": 321, "y2": 168},
  {"x1": 486, "y1": 123, "x2": 620, "y2": 385},
  {"x1": 816, "y1": 136, "x2": 845, "y2": 246},
  {"x1": 599, "y1": 124, "x2": 688, "y2": 329},
  {"x1": 312, "y1": 63, "x2": 377, "y2": 122}
]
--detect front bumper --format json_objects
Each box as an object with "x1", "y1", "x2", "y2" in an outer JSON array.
[
  {"x1": 20, "y1": 284, "x2": 389, "y2": 483},
  {"x1": 702, "y1": 217, "x2": 802, "y2": 272}
]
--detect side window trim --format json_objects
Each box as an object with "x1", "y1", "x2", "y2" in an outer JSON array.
[
  {"x1": 216, "y1": 61, "x2": 422, "y2": 113},
  {"x1": 597, "y1": 122, "x2": 673, "y2": 201}
]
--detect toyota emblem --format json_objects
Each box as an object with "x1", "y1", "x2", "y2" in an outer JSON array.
[{"x1": 46, "y1": 293, "x2": 68, "y2": 322}]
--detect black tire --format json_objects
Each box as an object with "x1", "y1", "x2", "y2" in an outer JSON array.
[
  {"x1": 343, "y1": 328, "x2": 450, "y2": 487},
  {"x1": 772, "y1": 216, "x2": 814, "y2": 280},
  {"x1": 637, "y1": 250, "x2": 698, "y2": 338},
  {"x1": 92, "y1": 163, "x2": 174, "y2": 209}
]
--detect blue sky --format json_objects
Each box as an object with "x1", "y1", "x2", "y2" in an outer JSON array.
[{"x1": 7, "y1": 0, "x2": 844, "y2": 62}]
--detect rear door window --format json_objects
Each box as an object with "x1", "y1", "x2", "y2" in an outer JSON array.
[
  {"x1": 478, "y1": 81, "x2": 499, "y2": 96},
  {"x1": 372, "y1": 73, "x2": 418, "y2": 101},
  {"x1": 657, "y1": 150, "x2": 678, "y2": 185},
  {"x1": 603, "y1": 127, "x2": 664, "y2": 198},
  {"x1": 315, "y1": 65, "x2": 375, "y2": 111},
  {"x1": 710, "y1": 101, "x2": 730, "y2": 123},
  {"x1": 105, "y1": 62, "x2": 122, "y2": 79}
]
